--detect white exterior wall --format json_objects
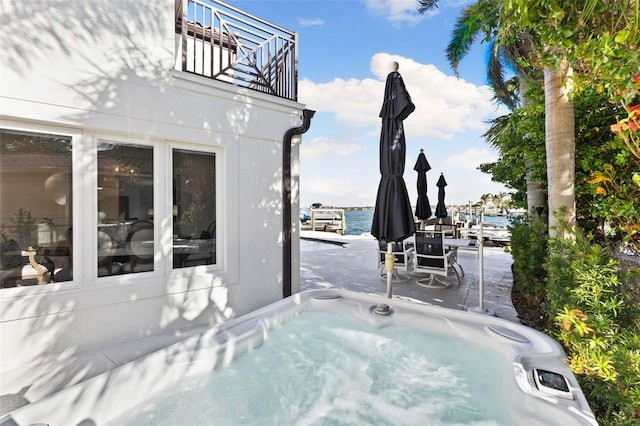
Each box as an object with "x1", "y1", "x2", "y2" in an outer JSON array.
[{"x1": 0, "y1": 0, "x2": 304, "y2": 405}]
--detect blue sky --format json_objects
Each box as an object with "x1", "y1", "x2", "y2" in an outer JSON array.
[{"x1": 234, "y1": 0, "x2": 510, "y2": 207}]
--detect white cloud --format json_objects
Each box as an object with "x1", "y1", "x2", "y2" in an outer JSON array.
[
  {"x1": 302, "y1": 176, "x2": 375, "y2": 206},
  {"x1": 443, "y1": 148, "x2": 498, "y2": 171},
  {"x1": 301, "y1": 136, "x2": 364, "y2": 161},
  {"x1": 364, "y1": 0, "x2": 431, "y2": 24},
  {"x1": 297, "y1": 53, "x2": 510, "y2": 207},
  {"x1": 299, "y1": 77, "x2": 381, "y2": 129},
  {"x1": 297, "y1": 17, "x2": 325, "y2": 27},
  {"x1": 299, "y1": 53, "x2": 502, "y2": 139},
  {"x1": 444, "y1": 171, "x2": 508, "y2": 205}
]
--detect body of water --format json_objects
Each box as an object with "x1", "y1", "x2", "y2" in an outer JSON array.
[
  {"x1": 344, "y1": 210, "x2": 515, "y2": 236},
  {"x1": 461, "y1": 214, "x2": 516, "y2": 228},
  {"x1": 344, "y1": 210, "x2": 374, "y2": 236}
]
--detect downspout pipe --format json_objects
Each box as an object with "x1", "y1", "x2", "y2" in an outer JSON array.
[{"x1": 283, "y1": 108, "x2": 315, "y2": 298}]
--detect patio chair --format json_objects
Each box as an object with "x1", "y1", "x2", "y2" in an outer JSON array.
[
  {"x1": 97, "y1": 230, "x2": 123, "y2": 276},
  {"x1": 378, "y1": 239, "x2": 414, "y2": 283},
  {"x1": 413, "y1": 230, "x2": 460, "y2": 288},
  {"x1": 434, "y1": 222, "x2": 457, "y2": 238},
  {"x1": 122, "y1": 220, "x2": 154, "y2": 273},
  {"x1": 434, "y1": 223, "x2": 465, "y2": 277},
  {"x1": 180, "y1": 221, "x2": 216, "y2": 267}
]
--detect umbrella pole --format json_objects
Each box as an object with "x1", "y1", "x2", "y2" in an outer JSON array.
[
  {"x1": 478, "y1": 223, "x2": 484, "y2": 310},
  {"x1": 385, "y1": 242, "x2": 394, "y2": 298}
]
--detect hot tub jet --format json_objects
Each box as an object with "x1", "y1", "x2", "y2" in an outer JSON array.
[{"x1": 374, "y1": 303, "x2": 392, "y2": 315}]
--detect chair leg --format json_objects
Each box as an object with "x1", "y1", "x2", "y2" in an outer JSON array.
[
  {"x1": 448, "y1": 248, "x2": 464, "y2": 277},
  {"x1": 449, "y1": 265, "x2": 461, "y2": 286},
  {"x1": 416, "y1": 273, "x2": 453, "y2": 289},
  {"x1": 416, "y1": 273, "x2": 435, "y2": 288},
  {"x1": 453, "y1": 261, "x2": 465, "y2": 277}
]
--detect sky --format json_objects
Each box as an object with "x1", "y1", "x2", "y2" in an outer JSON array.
[{"x1": 233, "y1": 0, "x2": 511, "y2": 207}]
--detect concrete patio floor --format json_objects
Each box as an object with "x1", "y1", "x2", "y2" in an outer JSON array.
[{"x1": 300, "y1": 231, "x2": 520, "y2": 323}]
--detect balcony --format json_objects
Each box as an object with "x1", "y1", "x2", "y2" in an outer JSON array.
[{"x1": 175, "y1": 0, "x2": 297, "y2": 101}]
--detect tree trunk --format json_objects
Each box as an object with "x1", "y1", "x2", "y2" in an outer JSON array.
[
  {"x1": 544, "y1": 60, "x2": 575, "y2": 238},
  {"x1": 520, "y1": 78, "x2": 546, "y2": 223},
  {"x1": 525, "y1": 160, "x2": 546, "y2": 221}
]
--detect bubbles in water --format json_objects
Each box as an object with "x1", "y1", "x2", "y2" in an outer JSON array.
[{"x1": 109, "y1": 312, "x2": 509, "y2": 425}]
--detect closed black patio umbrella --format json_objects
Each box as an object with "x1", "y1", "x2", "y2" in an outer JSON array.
[
  {"x1": 371, "y1": 63, "x2": 416, "y2": 244},
  {"x1": 371, "y1": 63, "x2": 416, "y2": 298},
  {"x1": 435, "y1": 173, "x2": 448, "y2": 219},
  {"x1": 414, "y1": 149, "x2": 432, "y2": 224}
]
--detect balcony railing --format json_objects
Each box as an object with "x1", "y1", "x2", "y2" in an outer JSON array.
[{"x1": 175, "y1": 0, "x2": 298, "y2": 101}]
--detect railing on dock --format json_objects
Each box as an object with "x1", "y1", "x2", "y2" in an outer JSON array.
[{"x1": 175, "y1": 0, "x2": 298, "y2": 101}]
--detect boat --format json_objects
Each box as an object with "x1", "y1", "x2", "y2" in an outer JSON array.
[
  {"x1": 506, "y1": 208, "x2": 526, "y2": 217},
  {"x1": 299, "y1": 208, "x2": 311, "y2": 222},
  {"x1": 459, "y1": 225, "x2": 511, "y2": 246},
  {"x1": 300, "y1": 203, "x2": 345, "y2": 234}
]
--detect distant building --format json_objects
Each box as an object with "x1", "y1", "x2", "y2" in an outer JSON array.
[{"x1": 0, "y1": 0, "x2": 311, "y2": 408}]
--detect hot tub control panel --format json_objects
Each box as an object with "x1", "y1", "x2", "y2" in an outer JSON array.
[{"x1": 533, "y1": 368, "x2": 573, "y2": 399}]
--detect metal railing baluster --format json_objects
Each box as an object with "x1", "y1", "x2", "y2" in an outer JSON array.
[{"x1": 175, "y1": 0, "x2": 297, "y2": 100}]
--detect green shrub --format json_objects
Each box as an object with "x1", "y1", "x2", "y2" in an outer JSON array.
[
  {"x1": 547, "y1": 232, "x2": 640, "y2": 425},
  {"x1": 510, "y1": 221, "x2": 548, "y2": 298},
  {"x1": 509, "y1": 221, "x2": 549, "y2": 327}
]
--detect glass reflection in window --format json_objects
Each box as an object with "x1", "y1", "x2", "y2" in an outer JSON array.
[
  {"x1": 172, "y1": 149, "x2": 216, "y2": 268},
  {"x1": 97, "y1": 142, "x2": 154, "y2": 276},
  {"x1": 0, "y1": 129, "x2": 72, "y2": 288}
]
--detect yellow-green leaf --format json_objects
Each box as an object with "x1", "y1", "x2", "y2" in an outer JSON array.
[
  {"x1": 586, "y1": 174, "x2": 610, "y2": 184},
  {"x1": 614, "y1": 29, "x2": 629, "y2": 43}
]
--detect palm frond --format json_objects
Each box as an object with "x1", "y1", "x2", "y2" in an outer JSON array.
[
  {"x1": 446, "y1": 6, "x2": 480, "y2": 75},
  {"x1": 483, "y1": 114, "x2": 516, "y2": 149},
  {"x1": 487, "y1": 41, "x2": 519, "y2": 110},
  {"x1": 417, "y1": 0, "x2": 439, "y2": 14}
]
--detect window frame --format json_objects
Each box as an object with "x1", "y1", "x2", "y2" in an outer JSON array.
[
  {"x1": 0, "y1": 123, "x2": 226, "y2": 297},
  {"x1": 168, "y1": 141, "x2": 223, "y2": 275},
  {"x1": 93, "y1": 137, "x2": 159, "y2": 281},
  {"x1": 0, "y1": 120, "x2": 84, "y2": 297}
]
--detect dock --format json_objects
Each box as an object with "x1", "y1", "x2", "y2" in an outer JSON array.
[{"x1": 300, "y1": 204, "x2": 346, "y2": 234}]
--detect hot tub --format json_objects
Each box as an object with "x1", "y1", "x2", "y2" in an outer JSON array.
[{"x1": 0, "y1": 289, "x2": 596, "y2": 425}]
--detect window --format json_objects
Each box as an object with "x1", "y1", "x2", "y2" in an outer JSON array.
[
  {"x1": 0, "y1": 129, "x2": 73, "y2": 288},
  {"x1": 97, "y1": 142, "x2": 154, "y2": 276},
  {"x1": 172, "y1": 148, "x2": 216, "y2": 268},
  {"x1": 2, "y1": 130, "x2": 220, "y2": 286}
]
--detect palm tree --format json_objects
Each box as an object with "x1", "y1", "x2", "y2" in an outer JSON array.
[
  {"x1": 543, "y1": 60, "x2": 575, "y2": 236},
  {"x1": 482, "y1": 98, "x2": 546, "y2": 210},
  {"x1": 418, "y1": 0, "x2": 547, "y2": 222},
  {"x1": 494, "y1": 0, "x2": 638, "y2": 237}
]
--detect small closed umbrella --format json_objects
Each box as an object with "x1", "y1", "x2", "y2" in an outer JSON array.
[
  {"x1": 413, "y1": 149, "x2": 432, "y2": 227},
  {"x1": 371, "y1": 62, "x2": 416, "y2": 298},
  {"x1": 435, "y1": 173, "x2": 448, "y2": 220}
]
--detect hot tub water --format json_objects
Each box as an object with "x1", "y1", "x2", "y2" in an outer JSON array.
[{"x1": 110, "y1": 312, "x2": 509, "y2": 425}]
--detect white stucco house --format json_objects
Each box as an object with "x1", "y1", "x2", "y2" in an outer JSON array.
[{"x1": 0, "y1": 0, "x2": 312, "y2": 412}]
